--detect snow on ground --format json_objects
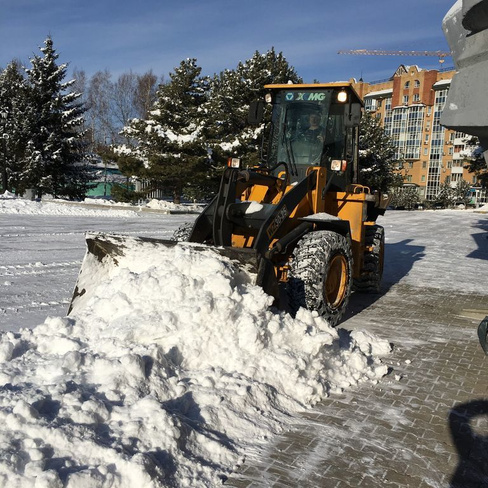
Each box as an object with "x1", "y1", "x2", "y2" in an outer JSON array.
[
  {"x1": 382, "y1": 208, "x2": 488, "y2": 294},
  {"x1": 0, "y1": 191, "x2": 203, "y2": 216},
  {"x1": 0, "y1": 193, "x2": 487, "y2": 487}
]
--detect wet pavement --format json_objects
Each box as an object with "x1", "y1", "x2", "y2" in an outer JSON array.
[{"x1": 226, "y1": 283, "x2": 488, "y2": 487}]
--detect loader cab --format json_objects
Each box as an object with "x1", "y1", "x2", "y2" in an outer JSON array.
[{"x1": 263, "y1": 84, "x2": 363, "y2": 189}]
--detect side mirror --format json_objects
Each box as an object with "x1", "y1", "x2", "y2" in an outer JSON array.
[
  {"x1": 248, "y1": 100, "x2": 264, "y2": 125},
  {"x1": 344, "y1": 103, "x2": 362, "y2": 128}
]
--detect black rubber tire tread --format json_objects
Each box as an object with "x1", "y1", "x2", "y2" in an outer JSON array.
[
  {"x1": 353, "y1": 224, "x2": 384, "y2": 293},
  {"x1": 288, "y1": 230, "x2": 353, "y2": 327},
  {"x1": 172, "y1": 222, "x2": 194, "y2": 242}
]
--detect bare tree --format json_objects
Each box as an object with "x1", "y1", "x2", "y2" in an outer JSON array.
[
  {"x1": 70, "y1": 68, "x2": 86, "y2": 98},
  {"x1": 87, "y1": 70, "x2": 114, "y2": 145},
  {"x1": 85, "y1": 70, "x2": 161, "y2": 148},
  {"x1": 134, "y1": 70, "x2": 159, "y2": 119},
  {"x1": 110, "y1": 71, "x2": 138, "y2": 129}
]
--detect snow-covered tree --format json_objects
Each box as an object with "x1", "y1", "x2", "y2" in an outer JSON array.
[
  {"x1": 117, "y1": 50, "x2": 301, "y2": 202},
  {"x1": 452, "y1": 179, "x2": 472, "y2": 207},
  {"x1": 0, "y1": 61, "x2": 31, "y2": 193},
  {"x1": 433, "y1": 180, "x2": 456, "y2": 208},
  {"x1": 205, "y1": 48, "x2": 302, "y2": 167},
  {"x1": 23, "y1": 37, "x2": 88, "y2": 198},
  {"x1": 389, "y1": 185, "x2": 420, "y2": 209},
  {"x1": 120, "y1": 58, "x2": 210, "y2": 202},
  {"x1": 463, "y1": 136, "x2": 488, "y2": 187},
  {"x1": 359, "y1": 112, "x2": 403, "y2": 192}
]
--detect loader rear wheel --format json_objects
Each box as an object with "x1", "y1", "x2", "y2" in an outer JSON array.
[
  {"x1": 288, "y1": 230, "x2": 353, "y2": 327},
  {"x1": 353, "y1": 225, "x2": 384, "y2": 293}
]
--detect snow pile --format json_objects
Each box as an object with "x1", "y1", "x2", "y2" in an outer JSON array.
[
  {"x1": 145, "y1": 199, "x2": 203, "y2": 213},
  {"x1": 477, "y1": 203, "x2": 488, "y2": 212},
  {"x1": 0, "y1": 192, "x2": 202, "y2": 216},
  {"x1": 0, "y1": 193, "x2": 138, "y2": 218},
  {"x1": 0, "y1": 234, "x2": 390, "y2": 487},
  {"x1": 82, "y1": 197, "x2": 202, "y2": 213}
]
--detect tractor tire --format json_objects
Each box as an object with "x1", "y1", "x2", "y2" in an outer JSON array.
[
  {"x1": 288, "y1": 230, "x2": 353, "y2": 327},
  {"x1": 172, "y1": 222, "x2": 194, "y2": 242},
  {"x1": 353, "y1": 224, "x2": 385, "y2": 293}
]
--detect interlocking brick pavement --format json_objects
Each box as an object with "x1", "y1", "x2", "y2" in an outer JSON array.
[{"x1": 225, "y1": 283, "x2": 488, "y2": 488}]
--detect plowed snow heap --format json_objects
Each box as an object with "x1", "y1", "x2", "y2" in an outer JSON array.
[{"x1": 0, "y1": 236, "x2": 390, "y2": 487}]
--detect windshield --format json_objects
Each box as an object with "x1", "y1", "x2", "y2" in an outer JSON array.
[{"x1": 267, "y1": 89, "x2": 348, "y2": 181}]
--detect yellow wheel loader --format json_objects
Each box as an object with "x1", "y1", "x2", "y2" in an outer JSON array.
[{"x1": 70, "y1": 83, "x2": 388, "y2": 326}]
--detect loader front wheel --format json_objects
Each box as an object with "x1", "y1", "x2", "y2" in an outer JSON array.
[{"x1": 288, "y1": 230, "x2": 353, "y2": 327}]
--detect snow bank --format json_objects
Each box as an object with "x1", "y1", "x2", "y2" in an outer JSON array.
[
  {"x1": 144, "y1": 199, "x2": 203, "y2": 213},
  {"x1": 0, "y1": 234, "x2": 390, "y2": 487},
  {"x1": 0, "y1": 193, "x2": 138, "y2": 218},
  {"x1": 477, "y1": 203, "x2": 488, "y2": 212},
  {"x1": 0, "y1": 193, "x2": 202, "y2": 217}
]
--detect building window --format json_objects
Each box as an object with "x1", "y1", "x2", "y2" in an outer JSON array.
[
  {"x1": 422, "y1": 161, "x2": 427, "y2": 168},
  {"x1": 406, "y1": 175, "x2": 413, "y2": 182},
  {"x1": 421, "y1": 175, "x2": 426, "y2": 182},
  {"x1": 424, "y1": 148, "x2": 428, "y2": 156},
  {"x1": 451, "y1": 173, "x2": 462, "y2": 183},
  {"x1": 414, "y1": 80, "x2": 420, "y2": 88},
  {"x1": 425, "y1": 134, "x2": 429, "y2": 142},
  {"x1": 404, "y1": 81, "x2": 410, "y2": 89},
  {"x1": 403, "y1": 95, "x2": 409, "y2": 104},
  {"x1": 413, "y1": 93, "x2": 420, "y2": 102},
  {"x1": 364, "y1": 98, "x2": 377, "y2": 112}
]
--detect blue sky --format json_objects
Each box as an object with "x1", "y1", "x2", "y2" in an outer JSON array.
[{"x1": 1, "y1": 0, "x2": 454, "y2": 84}]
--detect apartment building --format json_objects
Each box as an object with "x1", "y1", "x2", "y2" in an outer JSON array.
[{"x1": 351, "y1": 65, "x2": 485, "y2": 204}]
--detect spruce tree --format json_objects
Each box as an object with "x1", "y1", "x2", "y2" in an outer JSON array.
[
  {"x1": 121, "y1": 58, "x2": 210, "y2": 202},
  {"x1": 358, "y1": 112, "x2": 403, "y2": 192},
  {"x1": 205, "y1": 48, "x2": 302, "y2": 168},
  {"x1": 0, "y1": 62, "x2": 31, "y2": 194},
  {"x1": 24, "y1": 37, "x2": 88, "y2": 198},
  {"x1": 464, "y1": 136, "x2": 488, "y2": 187}
]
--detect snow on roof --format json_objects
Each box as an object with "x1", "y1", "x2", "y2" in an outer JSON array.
[
  {"x1": 364, "y1": 88, "x2": 393, "y2": 98},
  {"x1": 433, "y1": 79, "x2": 452, "y2": 88}
]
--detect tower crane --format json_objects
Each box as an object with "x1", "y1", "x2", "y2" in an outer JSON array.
[{"x1": 338, "y1": 49, "x2": 451, "y2": 65}]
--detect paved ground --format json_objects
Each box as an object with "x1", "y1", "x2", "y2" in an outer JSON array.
[{"x1": 225, "y1": 282, "x2": 488, "y2": 488}]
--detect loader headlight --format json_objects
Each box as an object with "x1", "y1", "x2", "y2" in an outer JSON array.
[
  {"x1": 331, "y1": 159, "x2": 347, "y2": 172},
  {"x1": 265, "y1": 93, "x2": 272, "y2": 104},
  {"x1": 228, "y1": 157, "x2": 241, "y2": 169}
]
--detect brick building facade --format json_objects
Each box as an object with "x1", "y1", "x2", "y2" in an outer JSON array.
[{"x1": 351, "y1": 65, "x2": 486, "y2": 205}]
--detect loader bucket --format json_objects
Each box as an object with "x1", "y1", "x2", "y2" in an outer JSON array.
[{"x1": 68, "y1": 232, "x2": 262, "y2": 316}]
